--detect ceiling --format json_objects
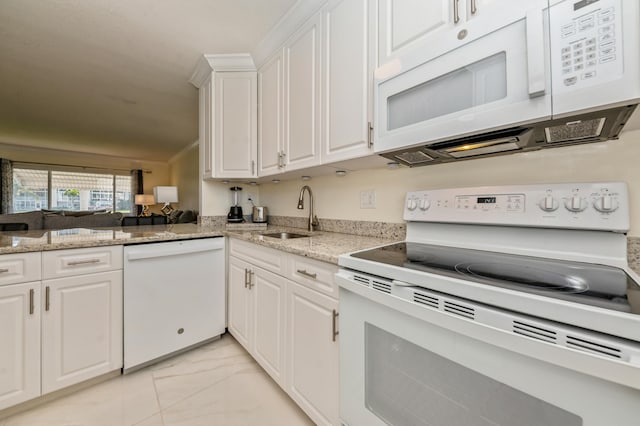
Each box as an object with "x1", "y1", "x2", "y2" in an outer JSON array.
[{"x1": 0, "y1": 0, "x2": 297, "y2": 162}]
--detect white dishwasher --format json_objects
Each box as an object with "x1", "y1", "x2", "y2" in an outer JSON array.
[{"x1": 123, "y1": 237, "x2": 225, "y2": 372}]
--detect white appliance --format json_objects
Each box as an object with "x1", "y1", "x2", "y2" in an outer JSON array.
[
  {"x1": 123, "y1": 238, "x2": 225, "y2": 372},
  {"x1": 336, "y1": 182, "x2": 640, "y2": 426},
  {"x1": 375, "y1": 0, "x2": 640, "y2": 166}
]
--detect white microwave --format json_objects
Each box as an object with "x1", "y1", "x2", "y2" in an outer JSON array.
[{"x1": 375, "y1": 0, "x2": 640, "y2": 166}]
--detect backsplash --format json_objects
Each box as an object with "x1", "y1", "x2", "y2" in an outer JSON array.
[
  {"x1": 627, "y1": 237, "x2": 640, "y2": 273},
  {"x1": 267, "y1": 216, "x2": 406, "y2": 239}
]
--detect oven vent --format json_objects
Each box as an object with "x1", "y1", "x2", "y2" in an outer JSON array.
[
  {"x1": 371, "y1": 280, "x2": 392, "y2": 294},
  {"x1": 413, "y1": 291, "x2": 439, "y2": 309},
  {"x1": 513, "y1": 321, "x2": 557, "y2": 344},
  {"x1": 443, "y1": 301, "x2": 475, "y2": 320},
  {"x1": 353, "y1": 274, "x2": 370, "y2": 286},
  {"x1": 566, "y1": 335, "x2": 622, "y2": 360}
]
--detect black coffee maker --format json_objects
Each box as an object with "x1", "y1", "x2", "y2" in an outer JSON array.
[{"x1": 227, "y1": 186, "x2": 244, "y2": 223}]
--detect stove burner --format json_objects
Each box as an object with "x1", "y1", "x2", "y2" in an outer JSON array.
[{"x1": 456, "y1": 262, "x2": 589, "y2": 293}]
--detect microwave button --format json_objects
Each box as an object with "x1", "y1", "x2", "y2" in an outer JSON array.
[
  {"x1": 562, "y1": 23, "x2": 576, "y2": 38},
  {"x1": 600, "y1": 47, "x2": 616, "y2": 56},
  {"x1": 599, "y1": 24, "x2": 614, "y2": 34},
  {"x1": 599, "y1": 7, "x2": 613, "y2": 18},
  {"x1": 586, "y1": 45, "x2": 596, "y2": 53},
  {"x1": 579, "y1": 15, "x2": 595, "y2": 31},
  {"x1": 600, "y1": 41, "x2": 615, "y2": 50},
  {"x1": 563, "y1": 67, "x2": 573, "y2": 75},
  {"x1": 564, "y1": 77, "x2": 578, "y2": 86},
  {"x1": 573, "y1": 50, "x2": 584, "y2": 57},
  {"x1": 599, "y1": 14, "x2": 614, "y2": 25},
  {"x1": 586, "y1": 53, "x2": 596, "y2": 61},
  {"x1": 563, "y1": 60, "x2": 573, "y2": 67},
  {"x1": 562, "y1": 46, "x2": 572, "y2": 54},
  {"x1": 585, "y1": 38, "x2": 597, "y2": 46},
  {"x1": 562, "y1": 53, "x2": 572, "y2": 61},
  {"x1": 573, "y1": 42, "x2": 583, "y2": 50},
  {"x1": 582, "y1": 71, "x2": 597, "y2": 80},
  {"x1": 574, "y1": 57, "x2": 584, "y2": 64},
  {"x1": 574, "y1": 64, "x2": 584, "y2": 71},
  {"x1": 599, "y1": 33, "x2": 613, "y2": 43},
  {"x1": 587, "y1": 60, "x2": 597, "y2": 67},
  {"x1": 600, "y1": 55, "x2": 616, "y2": 64}
]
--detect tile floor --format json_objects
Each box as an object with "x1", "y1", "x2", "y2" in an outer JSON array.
[{"x1": 0, "y1": 334, "x2": 313, "y2": 426}]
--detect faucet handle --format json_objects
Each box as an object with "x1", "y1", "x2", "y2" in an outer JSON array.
[{"x1": 312, "y1": 215, "x2": 319, "y2": 227}]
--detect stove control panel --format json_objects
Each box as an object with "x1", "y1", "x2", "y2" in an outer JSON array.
[{"x1": 404, "y1": 182, "x2": 629, "y2": 232}]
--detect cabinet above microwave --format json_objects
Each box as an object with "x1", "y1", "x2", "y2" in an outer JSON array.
[{"x1": 375, "y1": 0, "x2": 640, "y2": 166}]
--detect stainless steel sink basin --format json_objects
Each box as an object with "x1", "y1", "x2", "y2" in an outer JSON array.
[{"x1": 260, "y1": 232, "x2": 309, "y2": 239}]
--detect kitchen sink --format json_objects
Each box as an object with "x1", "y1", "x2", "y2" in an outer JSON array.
[{"x1": 260, "y1": 232, "x2": 309, "y2": 239}]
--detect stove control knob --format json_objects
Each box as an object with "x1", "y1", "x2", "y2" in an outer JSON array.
[
  {"x1": 564, "y1": 195, "x2": 587, "y2": 212},
  {"x1": 419, "y1": 199, "x2": 431, "y2": 211},
  {"x1": 538, "y1": 196, "x2": 558, "y2": 212},
  {"x1": 407, "y1": 199, "x2": 418, "y2": 211},
  {"x1": 594, "y1": 195, "x2": 618, "y2": 213}
]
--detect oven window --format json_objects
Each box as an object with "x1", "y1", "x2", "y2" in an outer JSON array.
[{"x1": 364, "y1": 323, "x2": 582, "y2": 426}]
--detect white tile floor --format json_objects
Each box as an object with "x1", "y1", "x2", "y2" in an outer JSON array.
[{"x1": 1, "y1": 334, "x2": 313, "y2": 426}]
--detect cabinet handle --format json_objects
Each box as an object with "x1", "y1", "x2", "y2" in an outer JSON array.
[
  {"x1": 332, "y1": 309, "x2": 339, "y2": 342},
  {"x1": 45, "y1": 286, "x2": 50, "y2": 311},
  {"x1": 251, "y1": 160, "x2": 255, "y2": 175},
  {"x1": 0, "y1": 268, "x2": 9, "y2": 273},
  {"x1": 29, "y1": 289, "x2": 35, "y2": 315},
  {"x1": 67, "y1": 258, "x2": 101, "y2": 266},
  {"x1": 453, "y1": 0, "x2": 460, "y2": 23},
  {"x1": 367, "y1": 122, "x2": 374, "y2": 148},
  {"x1": 248, "y1": 271, "x2": 255, "y2": 289},
  {"x1": 296, "y1": 269, "x2": 317, "y2": 279},
  {"x1": 471, "y1": 0, "x2": 477, "y2": 15},
  {"x1": 244, "y1": 268, "x2": 249, "y2": 288}
]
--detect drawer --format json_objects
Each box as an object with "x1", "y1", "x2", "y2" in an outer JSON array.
[
  {"x1": 43, "y1": 246, "x2": 123, "y2": 279},
  {"x1": 0, "y1": 252, "x2": 41, "y2": 286},
  {"x1": 288, "y1": 254, "x2": 338, "y2": 299},
  {"x1": 229, "y1": 239, "x2": 287, "y2": 276}
]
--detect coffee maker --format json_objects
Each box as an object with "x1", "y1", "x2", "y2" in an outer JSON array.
[{"x1": 227, "y1": 186, "x2": 244, "y2": 223}]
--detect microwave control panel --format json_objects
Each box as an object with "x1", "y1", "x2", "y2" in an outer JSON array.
[{"x1": 550, "y1": 0, "x2": 623, "y2": 94}]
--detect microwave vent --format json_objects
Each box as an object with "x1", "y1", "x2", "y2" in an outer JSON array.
[
  {"x1": 544, "y1": 117, "x2": 606, "y2": 143},
  {"x1": 392, "y1": 150, "x2": 435, "y2": 165}
]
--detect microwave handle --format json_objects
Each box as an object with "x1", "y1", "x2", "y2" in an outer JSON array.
[{"x1": 525, "y1": 8, "x2": 546, "y2": 98}]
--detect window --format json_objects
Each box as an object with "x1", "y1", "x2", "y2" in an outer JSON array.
[{"x1": 12, "y1": 166, "x2": 132, "y2": 214}]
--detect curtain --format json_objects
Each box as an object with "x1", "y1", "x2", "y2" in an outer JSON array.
[
  {"x1": 130, "y1": 169, "x2": 143, "y2": 216},
  {"x1": 0, "y1": 158, "x2": 13, "y2": 214}
]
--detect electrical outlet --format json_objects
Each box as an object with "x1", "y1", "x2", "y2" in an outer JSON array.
[{"x1": 360, "y1": 190, "x2": 376, "y2": 209}]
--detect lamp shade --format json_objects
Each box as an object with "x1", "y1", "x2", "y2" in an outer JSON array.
[
  {"x1": 134, "y1": 194, "x2": 155, "y2": 205},
  {"x1": 153, "y1": 186, "x2": 178, "y2": 203}
]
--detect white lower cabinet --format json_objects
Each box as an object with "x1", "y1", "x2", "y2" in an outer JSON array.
[
  {"x1": 0, "y1": 282, "x2": 41, "y2": 411},
  {"x1": 228, "y1": 239, "x2": 339, "y2": 425},
  {"x1": 41, "y1": 270, "x2": 123, "y2": 393}
]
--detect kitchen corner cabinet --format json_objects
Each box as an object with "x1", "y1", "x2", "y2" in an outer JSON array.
[
  {"x1": 228, "y1": 239, "x2": 339, "y2": 425},
  {"x1": 321, "y1": 0, "x2": 375, "y2": 163},
  {"x1": 200, "y1": 71, "x2": 258, "y2": 179}
]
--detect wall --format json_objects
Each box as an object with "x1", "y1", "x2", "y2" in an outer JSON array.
[
  {"x1": 0, "y1": 142, "x2": 170, "y2": 214},
  {"x1": 259, "y1": 129, "x2": 640, "y2": 237},
  {"x1": 168, "y1": 142, "x2": 199, "y2": 211}
]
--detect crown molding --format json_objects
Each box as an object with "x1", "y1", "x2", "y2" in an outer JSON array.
[{"x1": 189, "y1": 53, "x2": 256, "y2": 88}]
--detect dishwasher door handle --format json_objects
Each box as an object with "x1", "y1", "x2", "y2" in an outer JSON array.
[{"x1": 127, "y1": 245, "x2": 223, "y2": 261}]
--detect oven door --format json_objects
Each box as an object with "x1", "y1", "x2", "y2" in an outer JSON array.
[
  {"x1": 375, "y1": 6, "x2": 551, "y2": 154},
  {"x1": 338, "y1": 275, "x2": 640, "y2": 426}
]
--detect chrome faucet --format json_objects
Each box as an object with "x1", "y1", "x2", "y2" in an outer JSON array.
[{"x1": 297, "y1": 185, "x2": 319, "y2": 232}]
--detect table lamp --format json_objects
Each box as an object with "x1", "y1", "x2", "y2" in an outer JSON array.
[
  {"x1": 134, "y1": 194, "x2": 155, "y2": 217},
  {"x1": 154, "y1": 186, "x2": 179, "y2": 215}
]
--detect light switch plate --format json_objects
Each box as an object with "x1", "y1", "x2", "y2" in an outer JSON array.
[{"x1": 360, "y1": 190, "x2": 376, "y2": 209}]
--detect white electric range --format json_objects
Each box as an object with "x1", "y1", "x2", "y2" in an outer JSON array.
[{"x1": 336, "y1": 182, "x2": 640, "y2": 426}]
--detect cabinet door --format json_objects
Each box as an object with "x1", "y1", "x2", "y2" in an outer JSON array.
[
  {"x1": 227, "y1": 256, "x2": 252, "y2": 351},
  {"x1": 378, "y1": 0, "x2": 453, "y2": 65},
  {"x1": 284, "y1": 13, "x2": 322, "y2": 171},
  {"x1": 286, "y1": 283, "x2": 339, "y2": 426},
  {"x1": 252, "y1": 268, "x2": 287, "y2": 387},
  {"x1": 215, "y1": 72, "x2": 258, "y2": 178},
  {"x1": 322, "y1": 0, "x2": 374, "y2": 163},
  {"x1": 0, "y1": 283, "x2": 40, "y2": 410},
  {"x1": 200, "y1": 76, "x2": 214, "y2": 179},
  {"x1": 41, "y1": 271, "x2": 123, "y2": 394},
  {"x1": 258, "y1": 51, "x2": 284, "y2": 177}
]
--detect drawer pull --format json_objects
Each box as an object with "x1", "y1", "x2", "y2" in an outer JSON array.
[
  {"x1": 297, "y1": 269, "x2": 317, "y2": 279},
  {"x1": 244, "y1": 268, "x2": 249, "y2": 288},
  {"x1": 45, "y1": 286, "x2": 50, "y2": 311},
  {"x1": 29, "y1": 289, "x2": 35, "y2": 315},
  {"x1": 332, "y1": 309, "x2": 339, "y2": 342},
  {"x1": 0, "y1": 268, "x2": 9, "y2": 273},
  {"x1": 67, "y1": 258, "x2": 101, "y2": 266},
  {"x1": 247, "y1": 270, "x2": 255, "y2": 289}
]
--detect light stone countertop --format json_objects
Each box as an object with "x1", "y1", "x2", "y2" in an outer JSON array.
[
  {"x1": 0, "y1": 223, "x2": 399, "y2": 264},
  {"x1": 226, "y1": 227, "x2": 400, "y2": 264}
]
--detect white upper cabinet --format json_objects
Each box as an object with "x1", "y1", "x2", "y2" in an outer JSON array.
[
  {"x1": 258, "y1": 51, "x2": 284, "y2": 177},
  {"x1": 283, "y1": 13, "x2": 323, "y2": 172},
  {"x1": 321, "y1": 0, "x2": 375, "y2": 163},
  {"x1": 190, "y1": 54, "x2": 257, "y2": 180}
]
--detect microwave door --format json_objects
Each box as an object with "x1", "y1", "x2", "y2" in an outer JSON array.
[{"x1": 375, "y1": 12, "x2": 552, "y2": 154}]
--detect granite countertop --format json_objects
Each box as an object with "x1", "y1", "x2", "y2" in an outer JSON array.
[
  {"x1": 0, "y1": 223, "x2": 398, "y2": 264},
  {"x1": 0, "y1": 224, "x2": 226, "y2": 255},
  {"x1": 226, "y1": 227, "x2": 399, "y2": 264}
]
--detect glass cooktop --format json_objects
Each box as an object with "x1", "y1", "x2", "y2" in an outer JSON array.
[{"x1": 350, "y1": 242, "x2": 640, "y2": 314}]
